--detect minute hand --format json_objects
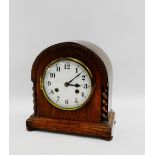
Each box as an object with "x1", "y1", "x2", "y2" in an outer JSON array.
[{"x1": 67, "y1": 71, "x2": 83, "y2": 84}]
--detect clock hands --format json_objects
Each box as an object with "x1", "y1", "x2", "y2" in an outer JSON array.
[
  {"x1": 68, "y1": 70, "x2": 84, "y2": 84},
  {"x1": 66, "y1": 83, "x2": 81, "y2": 87},
  {"x1": 65, "y1": 83, "x2": 90, "y2": 88},
  {"x1": 65, "y1": 70, "x2": 84, "y2": 87}
]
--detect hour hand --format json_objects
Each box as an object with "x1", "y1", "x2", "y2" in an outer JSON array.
[{"x1": 65, "y1": 83, "x2": 80, "y2": 87}]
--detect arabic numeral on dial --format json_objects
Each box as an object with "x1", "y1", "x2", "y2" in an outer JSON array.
[
  {"x1": 48, "y1": 81, "x2": 51, "y2": 86},
  {"x1": 82, "y1": 92, "x2": 84, "y2": 97},
  {"x1": 64, "y1": 62, "x2": 70, "y2": 69},
  {"x1": 76, "y1": 68, "x2": 78, "y2": 73},
  {"x1": 56, "y1": 65, "x2": 60, "y2": 72},
  {"x1": 74, "y1": 98, "x2": 78, "y2": 104},
  {"x1": 84, "y1": 84, "x2": 88, "y2": 89},
  {"x1": 56, "y1": 96, "x2": 60, "y2": 102},
  {"x1": 82, "y1": 75, "x2": 85, "y2": 81},
  {"x1": 50, "y1": 72, "x2": 55, "y2": 78},
  {"x1": 49, "y1": 89, "x2": 54, "y2": 94},
  {"x1": 65, "y1": 100, "x2": 69, "y2": 104}
]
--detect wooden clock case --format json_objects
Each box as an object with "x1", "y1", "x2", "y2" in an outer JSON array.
[{"x1": 26, "y1": 42, "x2": 115, "y2": 141}]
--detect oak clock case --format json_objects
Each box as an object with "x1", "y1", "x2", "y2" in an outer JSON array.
[{"x1": 26, "y1": 42, "x2": 115, "y2": 141}]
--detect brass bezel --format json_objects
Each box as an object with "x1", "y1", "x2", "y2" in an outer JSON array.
[{"x1": 40, "y1": 57, "x2": 95, "y2": 110}]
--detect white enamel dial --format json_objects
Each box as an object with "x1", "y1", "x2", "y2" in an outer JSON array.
[{"x1": 42, "y1": 58, "x2": 93, "y2": 110}]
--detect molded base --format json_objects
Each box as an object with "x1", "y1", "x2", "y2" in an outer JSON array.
[{"x1": 26, "y1": 111, "x2": 115, "y2": 141}]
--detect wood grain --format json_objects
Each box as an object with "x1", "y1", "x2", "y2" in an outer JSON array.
[
  {"x1": 26, "y1": 111, "x2": 115, "y2": 141},
  {"x1": 31, "y1": 42, "x2": 109, "y2": 122}
]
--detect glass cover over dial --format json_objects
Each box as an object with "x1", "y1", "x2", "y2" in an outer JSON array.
[{"x1": 42, "y1": 58, "x2": 94, "y2": 110}]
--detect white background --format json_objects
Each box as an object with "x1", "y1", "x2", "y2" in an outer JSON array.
[{"x1": 10, "y1": 0, "x2": 144, "y2": 155}]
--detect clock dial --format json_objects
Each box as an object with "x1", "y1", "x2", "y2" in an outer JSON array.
[{"x1": 41, "y1": 58, "x2": 94, "y2": 110}]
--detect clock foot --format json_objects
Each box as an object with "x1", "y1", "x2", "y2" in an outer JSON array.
[
  {"x1": 26, "y1": 125, "x2": 34, "y2": 131},
  {"x1": 26, "y1": 120, "x2": 35, "y2": 131}
]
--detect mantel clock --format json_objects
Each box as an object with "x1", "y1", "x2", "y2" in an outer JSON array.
[{"x1": 26, "y1": 41, "x2": 116, "y2": 140}]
